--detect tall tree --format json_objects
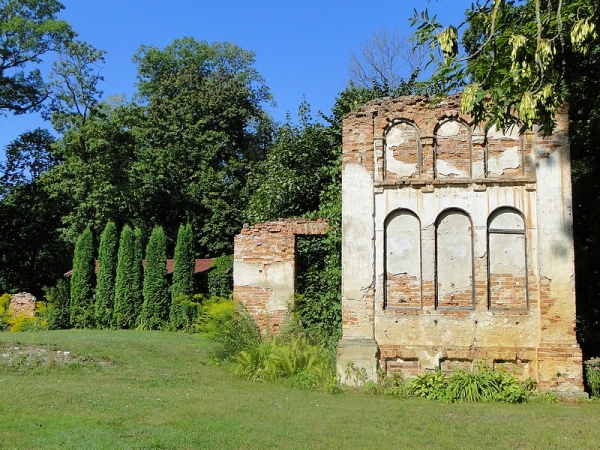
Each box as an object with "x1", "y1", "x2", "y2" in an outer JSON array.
[
  {"x1": 95, "y1": 221, "x2": 117, "y2": 328},
  {"x1": 0, "y1": 129, "x2": 70, "y2": 297},
  {"x1": 130, "y1": 38, "x2": 273, "y2": 255},
  {"x1": 112, "y1": 225, "x2": 143, "y2": 329},
  {"x1": 170, "y1": 223, "x2": 194, "y2": 329},
  {"x1": 0, "y1": 0, "x2": 73, "y2": 114},
  {"x1": 139, "y1": 226, "x2": 169, "y2": 330},
  {"x1": 70, "y1": 226, "x2": 95, "y2": 328}
]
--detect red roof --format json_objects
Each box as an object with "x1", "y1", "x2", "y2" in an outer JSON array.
[{"x1": 64, "y1": 259, "x2": 214, "y2": 277}]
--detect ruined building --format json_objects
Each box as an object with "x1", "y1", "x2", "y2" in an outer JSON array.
[
  {"x1": 234, "y1": 94, "x2": 584, "y2": 395},
  {"x1": 337, "y1": 95, "x2": 583, "y2": 394}
]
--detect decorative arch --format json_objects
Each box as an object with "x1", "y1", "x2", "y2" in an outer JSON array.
[
  {"x1": 384, "y1": 209, "x2": 422, "y2": 309},
  {"x1": 487, "y1": 207, "x2": 528, "y2": 310},
  {"x1": 384, "y1": 120, "x2": 422, "y2": 181},
  {"x1": 435, "y1": 208, "x2": 474, "y2": 309},
  {"x1": 435, "y1": 118, "x2": 472, "y2": 179}
]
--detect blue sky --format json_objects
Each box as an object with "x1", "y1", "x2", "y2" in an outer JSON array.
[{"x1": 0, "y1": 0, "x2": 464, "y2": 153}]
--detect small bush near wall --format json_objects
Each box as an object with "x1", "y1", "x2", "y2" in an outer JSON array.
[
  {"x1": 207, "y1": 256, "x2": 233, "y2": 298},
  {"x1": 585, "y1": 358, "x2": 600, "y2": 397},
  {"x1": 44, "y1": 279, "x2": 71, "y2": 330}
]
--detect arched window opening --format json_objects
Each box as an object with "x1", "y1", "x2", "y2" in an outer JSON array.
[
  {"x1": 384, "y1": 210, "x2": 422, "y2": 309},
  {"x1": 384, "y1": 121, "x2": 421, "y2": 180},
  {"x1": 436, "y1": 209, "x2": 474, "y2": 309},
  {"x1": 488, "y1": 208, "x2": 528, "y2": 310},
  {"x1": 435, "y1": 119, "x2": 472, "y2": 179}
]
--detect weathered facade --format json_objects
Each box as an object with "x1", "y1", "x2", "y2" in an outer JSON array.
[
  {"x1": 338, "y1": 95, "x2": 584, "y2": 395},
  {"x1": 234, "y1": 219, "x2": 328, "y2": 333}
]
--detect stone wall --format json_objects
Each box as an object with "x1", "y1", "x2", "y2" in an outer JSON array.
[
  {"x1": 233, "y1": 219, "x2": 328, "y2": 333},
  {"x1": 338, "y1": 94, "x2": 584, "y2": 395},
  {"x1": 9, "y1": 293, "x2": 36, "y2": 317}
]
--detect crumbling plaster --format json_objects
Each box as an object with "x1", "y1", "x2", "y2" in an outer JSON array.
[{"x1": 338, "y1": 95, "x2": 583, "y2": 395}]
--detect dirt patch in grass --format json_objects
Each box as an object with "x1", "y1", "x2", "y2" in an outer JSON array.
[{"x1": 0, "y1": 343, "x2": 112, "y2": 372}]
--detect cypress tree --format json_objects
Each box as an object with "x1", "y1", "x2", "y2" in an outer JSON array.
[
  {"x1": 132, "y1": 227, "x2": 144, "y2": 324},
  {"x1": 113, "y1": 225, "x2": 141, "y2": 328},
  {"x1": 95, "y1": 221, "x2": 118, "y2": 328},
  {"x1": 170, "y1": 224, "x2": 195, "y2": 329},
  {"x1": 139, "y1": 226, "x2": 170, "y2": 329},
  {"x1": 70, "y1": 227, "x2": 95, "y2": 328}
]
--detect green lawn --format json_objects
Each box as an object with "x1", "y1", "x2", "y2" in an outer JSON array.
[{"x1": 1, "y1": 330, "x2": 599, "y2": 449}]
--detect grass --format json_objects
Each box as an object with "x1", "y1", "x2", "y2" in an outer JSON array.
[{"x1": 1, "y1": 330, "x2": 600, "y2": 449}]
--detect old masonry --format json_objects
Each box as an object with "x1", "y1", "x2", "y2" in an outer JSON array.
[
  {"x1": 338, "y1": 94, "x2": 583, "y2": 394},
  {"x1": 234, "y1": 94, "x2": 584, "y2": 395}
]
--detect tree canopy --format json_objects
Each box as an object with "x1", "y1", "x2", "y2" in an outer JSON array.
[
  {"x1": 411, "y1": 0, "x2": 598, "y2": 133},
  {"x1": 0, "y1": 0, "x2": 73, "y2": 114}
]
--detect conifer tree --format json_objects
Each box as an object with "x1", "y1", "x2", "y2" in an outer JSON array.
[
  {"x1": 132, "y1": 227, "x2": 144, "y2": 323},
  {"x1": 113, "y1": 225, "x2": 140, "y2": 328},
  {"x1": 170, "y1": 223, "x2": 195, "y2": 329},
  {"x1": 139, "y1": 226, "x2": 169, "y2": 329},
  {"x1": 70, "y1": 227, "x2": 95, "y2": 328},
  {"x1": 95, "y1": 221, "x2": 118, "y2": 328}
]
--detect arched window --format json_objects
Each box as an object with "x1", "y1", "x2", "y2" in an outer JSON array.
[
  {"x1": 384, "y1": 121, "x2": 421, "y2": 180},
  {"x1": 488, "y1": 208, "x2": 528, "y2": 310},
  {"x1": 435, "y1": 119, "x2": 472, "y2": 179},
  {"x1": 436, "y1": 209, "x2": 474, "y2": 309},
  {"x1": 384, "y1": 209, "x2": 422, "y2": 308}
]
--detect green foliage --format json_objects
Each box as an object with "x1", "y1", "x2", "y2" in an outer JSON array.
[
  {"x1": 43, "y1": 278, "x2": 71, "y2": 330},
  {"x1": 69, "y1": 227, "x2": 95, "y2": 328},
  {"x1": 194, "y1": 295, "x2": 235, "y2": 337},
  {"x1": 405, "y1": 363, "x2": 531, "y2": 404},
  {"x1": 208, "y1": 302, "x2": 262, "y2": 362},
  {"x1": 95, "y1": 221, "x2": 117, "y2": 328},
  {"x1": 246, "y1": 101, "x2": 338, "y2": 223},
  {"x1": 410, "y1": 0, "x2": 597, "y2": 134},
  {"x1": 170, "y1": 224, "x2": 195, "y2": 328},
  {"x1": 169, "y1": 294, "x2": 202, "y2": 332},
  {"x1": 0, "y1": 0, "x2": 73, "y2": 114},
  {"x1": 139, "y1": 226, "x2": 170, "y2": 330},
  {"x1": 585, "y1": 358, "x2": 600, "y2": 397},
  {"x1": 235, "y1": 336, "x2": 335, "y2": 390},
  {"x1": 113, "y1": 225, "x2": 143, "y2": 329},
  {"x1": 0, "y1": 129, "x2": 71, "y2": 298},
  {"x1": 207, "y1": 255, "x2": 233, "y2": 298},
  {"x1": 131, "y1": 38, "x2": 273, "y2": 255}
]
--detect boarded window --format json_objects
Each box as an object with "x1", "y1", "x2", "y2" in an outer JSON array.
[
  {"x1": 435, "y1": 119, "x2": 472, "y2": 179},
  {"x1": 436, "y1": 210, "x2": 474, "y2": 308},
  {"x1": 384, "y1": 121, "x2": 421, "y2": 180},
  {"x1": 488, "y1": 209, "x2": 528, "y2": 309},
  {"x1": 385, "y1": 210, "x2": 422, "y2": 308}
]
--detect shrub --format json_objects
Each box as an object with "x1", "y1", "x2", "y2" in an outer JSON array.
[
  {"x1": 207, "y1": 302, "x2": 261, "y2": 361},
  {"x1": 169, "y1": 294, "x2": 202, "y2": 331},
  {"x1": 235, "y1": 336, "x2": 335, "y2": 390},
  {"x1": 585, "y1": 357, "x2": 600, "y2": 397},
  {"x1": 139, "y1": 226, "x2": 170, "y2": 330},
  {"x1": 95, "y1": 221, "x2": 118, "y2": 328},
  {"x1": 194, "y1": 296, "x2": 235, "y2": 337},
  {"x1": 70, "y1": 227, "x2": 95, "y2": 328},
  {"x1": 170, "y1": 224, "x2": 195, "y2": 329},
  {"x1": 207, "y1": 255, "x2": 233, "y2": 298},
  {"x1": 44, "y1": 279, "x2": 71, "y2": 329},
  {"x1": 404, "y1": 363, "x2": 531, "y2": 403}
]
